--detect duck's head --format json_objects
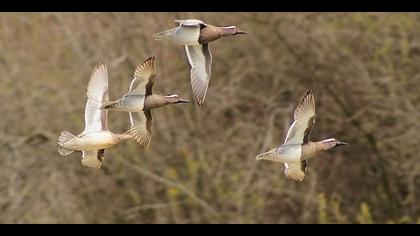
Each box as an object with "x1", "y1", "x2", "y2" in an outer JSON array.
[
  {"x1": 320, "y1": 138, "x2": 347, "y2": 150},
  {"x1": 164, "y1": 94, "x2": 190, "y2": 104},
  {"x1": 220, "y1": 26, "x2": 248, "y2": 36}
]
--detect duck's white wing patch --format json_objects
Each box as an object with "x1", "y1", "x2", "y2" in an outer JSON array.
[
  {"x1": 129, "y1": 111, "x2": 134, "y2": 127},
  {"x1": 185, "y1": 44, "x2": 212, "y2": 106},
  {"x1": 81, "y1": 150, "x2": 102, "y2": 169},
  {"x1": 129, "y1": 111, "x2": 152, "y2": 150},
  {"x1": 128, "y1": 77, "x2": 138, "y2": 93},
  {"x1": 284, "y1": 160, "x2": 307, "y2": 182},
  {"x1": 83, "y1": 62, "x2": 109, "y2": 134},
  {"x1": 284, "y1": 90, "x2": 316, "y2": 145}
]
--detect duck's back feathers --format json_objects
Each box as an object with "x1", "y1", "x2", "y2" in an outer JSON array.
[
  {"x1": 153, "y1": 19, "x2": 207, "y2": 45},
  {"x1": 153, "y1": 23, "x2": 201, "y2": 45},
  {"x1": 175, "y1": 19, "x2": 206, "y2": 27}
]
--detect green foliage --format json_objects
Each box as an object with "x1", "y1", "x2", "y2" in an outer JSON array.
[{"x1": 356, "y1": 202, "x2": 374, "y2": 224}]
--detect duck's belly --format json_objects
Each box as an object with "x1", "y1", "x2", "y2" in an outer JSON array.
[
  {"x1": 277, "y1": 145, "x2": 302, "y2": 163},
  {"x1": 66, "y1": 131, "x2": 117, "y2": 151}
]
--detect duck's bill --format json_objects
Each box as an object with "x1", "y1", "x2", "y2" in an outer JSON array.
[
  {"x1": 177, "y1": 98, "x2": 190, "y2": 103},
  {"x1": 336, "y1": 141, "x2": 348, "y2": 146},
  {"x1": 236, "y1": 30, "x2": 248, "y2": 35}
]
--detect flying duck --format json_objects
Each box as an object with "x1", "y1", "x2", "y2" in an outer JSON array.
[
  {"x1": 101, "y1": 56, "x2": 190, "y2": 149},
  {"x1": 256, "y1": 90, "x2": 347, "y2": 181},
  {"x1": 57, "y1": 62, "x2": 133, "y2": 169},
  {"x1": 153, "y1": 19, "x2": 247, "y2": 106}
]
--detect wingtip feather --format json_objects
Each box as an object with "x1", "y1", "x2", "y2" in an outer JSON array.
[{"x1": 134, "y1": 56, "x2": 157, "y2": 79}]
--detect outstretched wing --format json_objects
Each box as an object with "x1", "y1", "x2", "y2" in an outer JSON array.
[
  {"x1": 128, "y1": 110, "x2": 152, "y2": 150},
  {"x1": 283, "y1": 90, "x2": 316, "y2": 145},
  {"x1": 83, "y1": 62, "x2": 109, "y2": 134},
  {"x1": 185, "y1": 44, "x2": 212, "y2": 106},
  {"x1": 128, "y1": 57, "x2": 157, "y2": 96},
  {"x1": 284, "y1": 160, "x2": 308, "y2": 182},
  {"x1": 81, "y1": 150, "x2": 103, "y2": 169}
]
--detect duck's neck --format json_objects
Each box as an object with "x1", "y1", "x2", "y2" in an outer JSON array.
[
  {"x1": 198, "y1": 25, "x2": 232, "y2": 44},
  {"x1": 301, "y1": 142, "x2": 325, "y2": 160},
  {"x1": 143, "y1": 94, "x2": 168, "y2": 110}
]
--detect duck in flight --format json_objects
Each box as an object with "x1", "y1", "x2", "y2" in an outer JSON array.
[
  {"x1": 101, "y1": 56, "x2": 190, "y2": 150},
  {"x1": 153, "y1": 19, "x2": 247, "y2": 106},
  {"x1": 256, "y1": 90, "x2": 347, "y2": 181},
  {"x1": 57, "y1": 62, "x2": 133, "y2": 169}
]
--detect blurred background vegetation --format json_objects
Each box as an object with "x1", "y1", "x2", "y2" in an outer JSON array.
[{"x1": 0, "y1": 12, "x2": 419, "y2": 223}]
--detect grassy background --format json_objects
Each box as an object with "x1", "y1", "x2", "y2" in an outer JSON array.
[{"x1": 0, "y1": 12, "x2": 419, "y2": 223}]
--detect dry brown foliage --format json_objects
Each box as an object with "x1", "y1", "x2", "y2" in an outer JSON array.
[{"x1": 0, "y1": 13, "x2": 419, "y2": 223}]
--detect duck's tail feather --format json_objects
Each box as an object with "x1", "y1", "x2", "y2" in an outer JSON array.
[
  {"x1": 256, "y1": 148, "x2": 278, "y2": 161},
  {"x1": 57, "y1": 131, "x2": 75, "y2": 156},
  {"x1": 153, "y1": 28, "x2": 176, "y2": 41}
]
